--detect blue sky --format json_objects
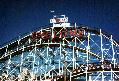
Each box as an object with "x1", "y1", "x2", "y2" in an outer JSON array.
[{"x1": 0, "y1": 0, "x2": 119, "y2": 46}]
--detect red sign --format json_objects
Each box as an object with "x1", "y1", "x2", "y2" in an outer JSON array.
[{"x1": 31, "y1": 28, "x2": 85, "y2": 41}]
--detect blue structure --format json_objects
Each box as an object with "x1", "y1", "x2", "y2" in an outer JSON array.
[{"x1": 0, "y1": 15, "x2": 119, "y2": 81}]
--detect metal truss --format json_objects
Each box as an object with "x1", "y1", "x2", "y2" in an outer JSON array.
[{"x1": 0, "y1": 16, "x2": 119, "y2": 81}]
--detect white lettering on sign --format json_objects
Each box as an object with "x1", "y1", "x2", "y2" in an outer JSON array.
[{"x1": 50, "y1": 17, "x2": 68, "y2": 23}]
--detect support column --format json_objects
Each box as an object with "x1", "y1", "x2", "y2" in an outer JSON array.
[
  {"x1": 111, "y1": 35, "x2": 116, "y2": 68},
  {"x1": 6, "y1": 45, "x2": 9, "y2": 75},
  {"x1": 86, "y1": 32, "x2": 90, "y2": 81},
  {"x1": 100, "y1": 29, "x2": 104, "y2": 81},
  {"x1": 111, "y1": 35, "x2": 115, "y2": 81},
  {"x1": 20, "y1": 45, "x2": 24, "y2": 73}
]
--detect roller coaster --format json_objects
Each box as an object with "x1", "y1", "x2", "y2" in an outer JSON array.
[{"x1": 0, "y1": 15, "x2": 119, "y2": 81}]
